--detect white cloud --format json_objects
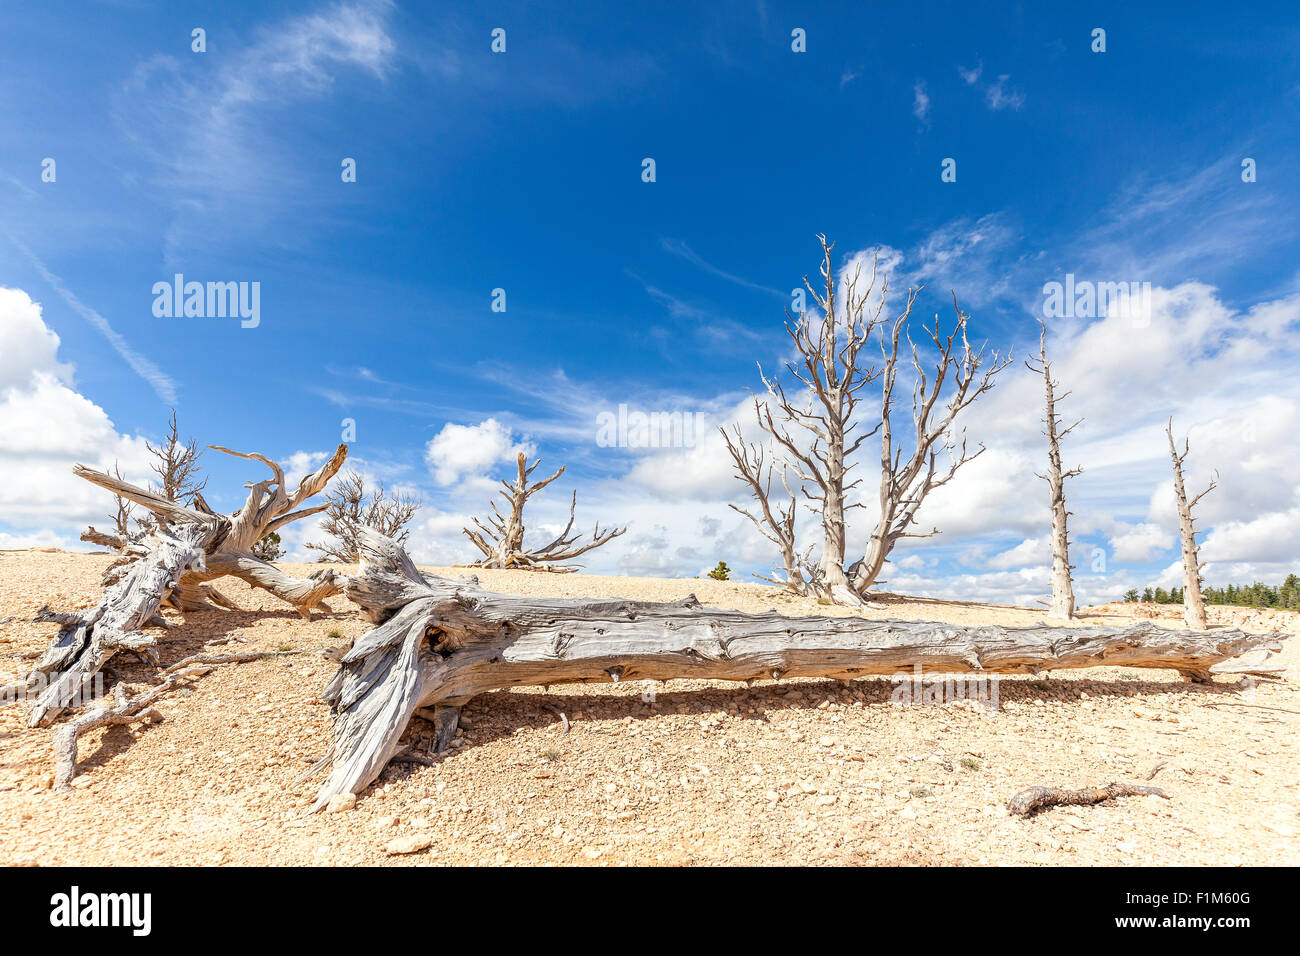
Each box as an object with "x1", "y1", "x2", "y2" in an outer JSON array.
[
  {"x1": 0, "y1": 288, "x2": 153, "y2": 533},
  {"x1": 1199, "y1": 503, "x2": 1300, "y2": 567},
  {"x1": 986, "y1": 536, "x2": 1050, "y2": 570},
  {"x1": 404, "y1": 508, "x2": 480, "y2": 566},
  {"x1": 956, "y1": 61, "x2": 1023, "y2": 112},
  {"x1": 984, "y1": 75, "x2": 1025, "y2": 111},
  {"x1": 425, "y1": 418, "x2": 533, "y2": 486},
  {"x1": 1108, "y1": 522, "x2": 1173, "y2": 563},
  {"x1": 623, "y1": 415, "x2": 735, "y2": 500},
  {"x1": 0, "y1": 287, "x2": 71, "y2": 388},
  {"x1": 112, "y1": 0, "x2": 398, "y2": 259},
  {"x1": 912, "y1": 81, "x2": 930, "y2": 124}
]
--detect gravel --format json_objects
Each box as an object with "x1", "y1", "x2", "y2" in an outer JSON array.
[{"x1": 1, "y1": 550, "x2": 1295, "y2": 867}]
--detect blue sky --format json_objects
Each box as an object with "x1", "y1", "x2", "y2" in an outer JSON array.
[{"x1": 2, "y1": 0, "x2": 1299, "y2": 605}]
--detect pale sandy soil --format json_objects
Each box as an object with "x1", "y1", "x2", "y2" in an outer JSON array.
[{"x1": 1, "y1": 550, "x2": 1296, "y2": 867}]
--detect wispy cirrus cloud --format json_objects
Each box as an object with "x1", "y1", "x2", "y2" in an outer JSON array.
[
  {"x1": 957, "y1": 60, "x2": 1024, "y2": 111},
  {"x1": 984, "y1": 74, "x2": 1025, "y2": 111},
  {"x1": 7, "y1": 234, "x2": 177, "y2": 403},
  {"x1": 112, "y1": 0, "x2": 398, "y2": 260},
  {"x1": 660, "y1": 238, "x2": 786, "y2": 297}
]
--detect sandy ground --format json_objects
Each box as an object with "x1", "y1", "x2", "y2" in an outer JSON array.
[{"x1": 1, "y1": 550, "x2": 1296, "y2": 867}]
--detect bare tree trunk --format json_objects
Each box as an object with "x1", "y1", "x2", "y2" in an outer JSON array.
[
  {"x1": 26, "y1": 522, "x2": 218, "y2": 726},
  {"x1": 309, "y1": 529, "x2": 1281, "y2": 809},
  {"x1": 80, "y1": 527, "x2": 127, "y2": 550},
  {"x1": 1027, "y1": 322, "x2": 1081, "y2": 620},
  {"x1": 738, "y1": 236, "x2": 889, "y2": 604},
  {"x1": 818, "y1": 412, "x2": 851, "y2": 595},
  {"x1": 1166, "y1": 421, "x2": 1217, "y2": 630}
]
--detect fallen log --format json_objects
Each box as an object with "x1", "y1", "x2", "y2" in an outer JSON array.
[
  {"x1": 23, "y1": 444, "x2": 349, "y2": 726},
  {"x1": 310, "y1": 529, "x2": 1284, "y2": 810}
]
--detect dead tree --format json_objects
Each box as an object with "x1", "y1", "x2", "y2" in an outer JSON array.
[
  {"x1": 80, "y1": 463, "x2": 137, "y2": 551},
  {"x1": 1026, "y1": 321, "x2": 1082, "y2": 619},
  {"x1": 20, "y1": 444, "x2": 350, "y2": 726},
  {"x1": 306, "y1": 470, "x2": 420, "y2": 562},
  {"x1": 729, "y1": 236, "x2": 1008, "y2": 605},
  {"x1": 307, "y1": 529, "x2": 1282, "y2": 809},
  {"x1": 721, "y1": 411, "x2": 813, "y2": 594},
  {"x1": 1166, "y1": 420, "x2": 1218, "y2": 630},
  {"x1": 462, "y1": 452, "x2": 625, "y2": 572},
  {"x1": 849, "y1": 292, "x2": 1011, "y2": 597},
  {"x1": 145, "y1": 409, "x2": 207, "y2": 506},
  {"x1": 83, "y1": 410, "x2": 205, "y2": 549},
  {"x1": 743, "y1": 236, "x2": 890, "y2": 602}
]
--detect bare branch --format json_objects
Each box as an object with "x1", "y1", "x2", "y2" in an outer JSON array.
[{"x1": 306, "y1": 470, "x2": 421, "y2": 563}]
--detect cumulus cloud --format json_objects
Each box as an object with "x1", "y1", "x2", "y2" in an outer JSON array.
[
  {"x1": 425, "y1": 418, "x2": 533, "y2": 486},
  {"x1": 915, "y1": 280, "x2": 1300, "y2": 587},
  {"x1": 0, "y1": 287, "x2": 153, "y2": 533},
  {"x1": 986, "y1": 536, "x2": 1050, "y2": 571},
  {"x1": 1108, "y1": 522, "x2": 1173, "y2": 563}
]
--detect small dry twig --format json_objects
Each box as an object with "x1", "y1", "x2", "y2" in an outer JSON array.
[
  {"x1": 543, "y1": 704, "x2": 570, "y2": 737},
  {"x1": 54, "y1": 649, "x2": 298, "y2": 790},
  {"x1": 1007, "y1": 782, "x2": 1169, "y2": 818},
  {"x1": 1143, "y1": 760, "x2": 1169, "y2": 781},
  {"x1": 1203, "y1": 701, "x2": 1300, "y2": 716}
]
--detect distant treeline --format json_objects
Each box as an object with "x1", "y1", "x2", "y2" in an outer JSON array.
[{"x1": 1123, "y1": 574, "x2": 1300, "y2": 609}]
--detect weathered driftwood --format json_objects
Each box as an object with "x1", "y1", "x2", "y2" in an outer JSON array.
[
  {"x1": 27, "y1": 521, "x2": 219, "y2": 726},
  {"x1": 1007, "y1": 782, "x2": 1169, "y2": 818},
  {"x1": 80, "y1": 526, "x2": 128, "y2": 550},
  {"x1": 78, "y1": 443, "x2": 349, "y2": 615},
  {"x1": 310, "y1": 529, "x2": 1283, "y2": 810},
  {"x1": 23, "y1": 444, "x2": 348, "y2": 726}
]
